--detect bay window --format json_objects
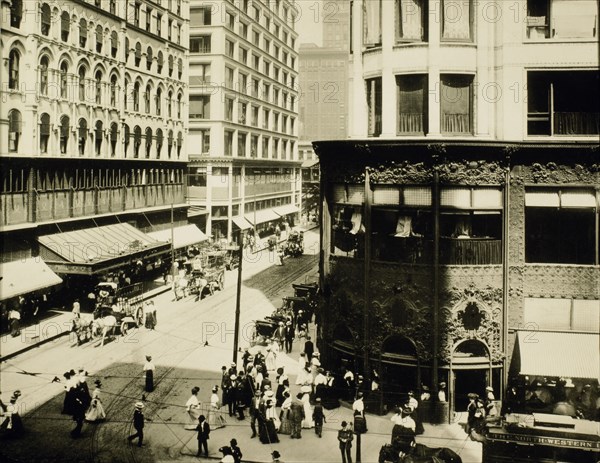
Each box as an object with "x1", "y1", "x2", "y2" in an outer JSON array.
[
  {"x1": 396, "y1": 74, "x2": 427, "y2": 135},
  {"x1": 396, "y1": 0, "x2": 427, "y2": 41},
  {"x1": 441, "y1": 0, "x2": 472, "y2": 41},
  {"x1": 363, "y1": 0, "x2": 382, "y2": 47},
  {"x1": 440, "y1": 74, "x2": 473, "y2": 135}
]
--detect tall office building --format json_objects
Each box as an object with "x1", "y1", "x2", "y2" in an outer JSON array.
[
  {"x1": 187, "y1": 0, "x2": 301, "y2": 242},
  {"x1": 1, "y1": 0, "x2": 189, "y2": 295},
  {"x1": 314, "y1": 0, "x2": 599, "y2": 421}
]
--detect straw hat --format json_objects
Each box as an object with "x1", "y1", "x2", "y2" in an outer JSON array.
[{"x1": 135, "y1": 402, "x2": 145, "y2": 409}]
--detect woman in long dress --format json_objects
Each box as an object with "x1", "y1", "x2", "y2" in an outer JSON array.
[
  {"x1": 185, "y1": 386, "x2": 201, "y2": 429},
  {"x1": 295, "y1": 352, "x2": 307, "y2": 385},
  {"x1": 85, "y1": 380, "x2": 106, "y2": 422},
  {"x1": 207, "y1": 386, "x2": 226, "y2": 429},
  {"x1": 300, "y1": 385, "x2": 313, "y2": 428},
  {"x1": 1, "y1": 390, "x2": 23, "y2": 437},
  {"x1": 278, "y1": 391, "x2": 292, "y2": 435},
  {"x1": 265, "y1": 345, "x2": 277, "y2": 372}
]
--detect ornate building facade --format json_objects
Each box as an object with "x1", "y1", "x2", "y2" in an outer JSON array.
[
  {"x1": 313, "y1": 0, "x2": 599, "y2": 420},
  {"x1": 1, "y1": 0, "x2": 189, "y2": 281},
  {"x1": 187, "y1": 0, "x2": 301, "y2": 242}
]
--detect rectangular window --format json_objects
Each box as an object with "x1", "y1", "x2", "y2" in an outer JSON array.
[
  {"x1": 524, "y1": 298, "x2": 600, "y2": 332},
  {"x1": 527, "y1": 71, "x2": 599, "y2": 136},
  {"x1": 440, "y1": 74, "x2": 473, "y2": 134},
  {"x1": 238, "y1": 101, "x2": 247, "y2": 124},
  {"x1": 238, "y1": 132, "x2": 247, "y2": 156},
  {"x1": 146, "y1": 7, "x2": 152, "y2": 31},
  {"x1": 364, "y1": 0, "x2": 382, "y2": 46},
  {"x1": 396, "y1": 74, "x2": 427, "y2": 134},
  {"x1": 441, "y1": 0, "x2": 472, "y2": 41},
  {"x1": 225, "y1": 39, "x2": 235, "y2": 57},
  {"x1": 525, "y1": 189, "x2": 596, "y2": 264},
  {"x1": 157, "y1": 13, "x2": 162, "y2": 35},
  {"x1": 189, "y1": 95, "x2": 210, "y2": 118},
  {"x1": 190, "y1": 35, "x2": 211, "y2": 53},
  {"x1": 251, "y1": 106, "x2": 259, "y2": 127},
  {"x1": 262, "y1": 136, "x2": 269, "y2": 158},
  {"x1": 134, "y1": 2, "x2": 141, "y2": 26},
  {"x1": 225, "y1": 97, "x2": 234, "y2": 121},
  {"x1": 239, "y1": 47, "x2": 248, "y2": 65},
  {"x1": 262, "y1": 108, "x2": 270, "y2": 129},
  {"x1": 224, "y1": 130, "x2": 233, "y2": 156},
  {"x1": 527, "y1": 0, "x2": 598, "y2": 39},
  {"x1": 188, "y1": 167, "x2": 207, "y2": 187},
  {"x1": 226, "y1": 11, "x2": 235, "y2": 29},
  {"x1": 190, "y1": 7, "x2": 212, "y2": 25},
  {"x1": 366, "y1": 77, "x2": 382, "y2": 137},
  {"x1": 250, "y1": 135, "x2": 258, "y2": 157},
  {"x1": 190, "y1": 63, "x2": 211, "y2": 84},
  {"x1": 225, "y1": 67, "x2": 234, "y2": 88},
  {"x1": 396, "y1": 0, "x2": 427, "y2": 41}
]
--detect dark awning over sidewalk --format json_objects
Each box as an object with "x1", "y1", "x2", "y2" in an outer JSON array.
[
  {"x1": 38, "y1": 223, "x2": 170, "y2": 275},
  {"x1": 0, "y1": 258, "x2": 63, "y2": 301},
  {"x1": 511, "y1": 330, "x2": 599, "y2": 380}
]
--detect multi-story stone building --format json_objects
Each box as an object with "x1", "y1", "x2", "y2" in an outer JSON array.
[
  {"x1": 314, "y1": 0, "x2": 599, "y2": 420},
  {"x1": 187, "y1": 0, "x2": 301, "y2": 242},
  {"x1": 1, "y1": 0, "x2": 189, "y2": 295}
]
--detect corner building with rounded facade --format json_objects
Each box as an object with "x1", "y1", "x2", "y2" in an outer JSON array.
[{"x1": 313, "y1": 0, "x2": 599, "y2": 421}]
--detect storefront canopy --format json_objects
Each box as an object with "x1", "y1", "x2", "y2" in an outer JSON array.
[
  {"x1": 38, "y1": 223, "x2": 170, "y2": 275},
  {"x1": 273, "y1": 204, "x2": 300, "y2": 217},
  {"x1": 512, "y1": 330, "x2": 600, "y2": 380},
  {"x1": 147, "y1": 224, "x2": 208, "y2": 250},
  {"x1": 187, "y1": 206, "x2": 208, "y2": 218},
  {"x1": 245, "y1": 209, "x2": 280, "y2": 226},
  {"x1": 0, "y1": 257, "x2": 63, "y2": 301},
  {"x1": 232, "y1": 216, "x2": 253, "y2": 230}
]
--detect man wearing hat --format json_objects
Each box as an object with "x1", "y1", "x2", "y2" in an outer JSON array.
[
  {"x1": 337, "y1": 421, "x2": 353, "y2": 463},
  {"x1": 273, "y1": 321, "x2": 286, "y2": 350},
  {"x1": 249, "y1": 390, "x2": 262, "y2": 438},
  {"x1": 312, "y1": 397, "x2": 326, "y2": 437},
  {"x1": 304, "y1": 336, "x2": 314, "y2": 362},
  {"x1": 438, "y1": 382, "x2": 447, "y2": 402},
  {"x1": 127, "y1": 402, "x2": 145, "y2": 447},
  {"x1": 271, "y1": 450, "x2": 282, "y2": 463},
  {"x1": 284, "y1": 321, "x2": 294, "y2": 353},
  {"x1": 196, "y1": 414, "x2": 210, "y2": 457}
]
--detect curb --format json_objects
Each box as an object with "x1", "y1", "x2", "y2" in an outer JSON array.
[{"x1": 0, "y1": 285, "x2": 171, "y2": 363}]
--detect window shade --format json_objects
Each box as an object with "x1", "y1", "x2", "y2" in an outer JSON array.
[
  {"x1": 347, "y1": 185, "x2": 365, "y2": 204},
  {"x1": 403, "y1": 187, "x2": 431, "y2": 206},
  {"x1": 525, "y1": 191, "x2": 560, "y2": 207},
  {"x1": 472, "y1": 188, "x2": 502, "y2": 209},
  {"x1": 572, "y1": 300, "x2": 600, "y2": 332},
  {"x1": 373, "y1": 186, "x2": 400, "y2": 205},
  {"x1": 441, "y1": 188, "x2": 471, "y2": 208},
  {"x1": 332, "y1": 184, "x2": 346, "y2": 203},
  {"x1": 560, "y1": 190, "x2": 596, "y2": 208}
]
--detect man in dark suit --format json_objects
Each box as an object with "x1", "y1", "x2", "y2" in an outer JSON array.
[
  {"x1": 196, "y1": 414, "x2": 210, "y2": 457},
  {"x1": 249, "y1": 390, "x2": 262, "y2": 438},
  {"x1": 337, "y1": 421, "x2": 353, "y2": 463},
  {"x1": 304, "y1": 336, "x2": 314, "y2": 362},
  {"x1": 284, "y1": 321, "x2": 294, "y2": 353},
  {"x1": 127, "y1": 402, "x2": 145, "y2": 447}
]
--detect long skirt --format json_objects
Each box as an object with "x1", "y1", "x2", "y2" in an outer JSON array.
[
  {"x1": 207, "y1": 405, "x2": 226, "y2": 429},
  {"x1": 145, "y1": 370, "x2": 154, "y2": 392},
  {"x1": 278, "y1": 409, "x2": 292, "y2": 435},
  {"x1": 412, "y1": 408, "x2": 424, "y2": 435},
  {"x1": 85, "y1": 398, "x2": 106, "y2": 422},
  {"x1": 62, "y1": 389, "x2": 76, "y2": 415},
  {"x1": 259, "y1": 418, "x2": 279, "y2": 444}
]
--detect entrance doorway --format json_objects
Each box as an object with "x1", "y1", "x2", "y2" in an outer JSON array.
[
  {"x1": 380, "y1": 335, "x2": 419, "y2": 408},
  {"x1": 453, "y1": 369, "x2": 487, "y2": 412}
]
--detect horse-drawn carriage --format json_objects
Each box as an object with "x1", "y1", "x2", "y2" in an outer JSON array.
[
  {"x1": 283, "y1": 230, "x2": 304, "y2": 257},
  {"x1": 250, "y1": 319, "x2": 279, "y2": 346},
  {"x1": 174, "y1": 252, "x2": 226, "y2": 300}
]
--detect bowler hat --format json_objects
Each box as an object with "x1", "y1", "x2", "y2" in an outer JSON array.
[{"x1": 272, "y1": 451, "x2": 281, "y2": 459}]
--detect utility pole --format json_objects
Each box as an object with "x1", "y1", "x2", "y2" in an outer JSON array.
[
  {"x1": 232, "y1": 232, "x2": 244, "y2": 364},
  {"x1": 171, "y1": 203, "x2": 176, "y2": 280}
]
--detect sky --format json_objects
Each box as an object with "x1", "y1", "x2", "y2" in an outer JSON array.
[{"x1": 292, "y1": 0, "x2": 324, "y2": 46}]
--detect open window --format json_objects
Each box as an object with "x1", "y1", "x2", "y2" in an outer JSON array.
[
  {"x1": 330, "y1": 184, "x2": 365, "y2": 258},
  {"x1": 527, "y1": 0, "x2": 598, "y2": 40}
]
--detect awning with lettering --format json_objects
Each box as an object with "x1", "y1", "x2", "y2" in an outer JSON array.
[
  {"x1": 37, "y1": 223, "x2": 170, "y2": 275},
  {"x1": 511, "y1": 331, "x2": 600, "y2": 380},
  {"x1": 245, "y1": 209, "x2": 280, "y2": 226},
  {"x1": 273, "y1": 204, "x2": 300, "y2": 217},
  {"x1": 0, "y1": 257, "x2": 63, "y2": 301},
  {"x1": 147, "y1": 224, "x2": 208, "y2": 249},
  {"x1": 232, "y1": 216, "x2": 253, "y2": 230}
]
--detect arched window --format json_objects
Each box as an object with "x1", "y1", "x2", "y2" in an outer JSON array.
[
  {"x1": 39, "y1": 56, "x2": 49, "y2": 95},
  {"x1": 146, "y1": 46, "x2": 153, "y2": 71},
  {"x1": 95, "y1": 120, "x2": 103, "y2": 155},
  {"x1": 177, "y1": 93, "x2": 182, "y2": 118},
  {"x1": 125, "y1": 37, "x2": 130, "y2": 62},
  {"x1": 61, "y1": 11, "x2": 70, "y2": 42},
  {"x1": 145, "y1": 127, "x2": 153, "y2": 158},
  {"x1": 109, "y1": 0, "x2": 116, "y2": 15},
  {"x1": 110, "y1": 122, "x2": 118, "y2": 156},
  {"x1": 156, "y1": 128, "x2": 163, "y2": 157},
  {"x1": 167, "y1": 129, "x2": 174, "y2": 158},
  {"x1": 8, "y1": 110, "x2": 22, "y2": 152},
  {"x1": 10, "y1": 0, "x2": 23, "y2": 28},
  {"x1": 79, "y1": 18, "x2": 87, "y2": 47},
  {"x1": 40, "y1": 113, "x2": 51, "y2": 153},
  {"x1": 41, "y1": 4, "x2": 51, "y2": 36},
  {"x1": 133, "y1": 82, "x2": 140, "y2": 111},
  {"x1": 78, "y1": 66, "x2": 87, "y2": 101},
  {"x1": 123, "y1": 124, "x2": 130, "y2": 156},
  {"x1": 167, "y1": 91, "x2": 173, "y2": 118},
  {"x1": 95, "y1": 71, "x2": 102, "y2": 104},
  {"x1": 168, "y1": 55, "x2": 174, "y2": 77},
  {"x1": 110, "y1": 75, "x2": 117, "y2": 106},
  {"x1": 177, "y1": 131, "x2": 183, "y2": 158},
  {"x1": 134, "y1": 42, "x2": 141, "y2": 66},
  {"x1": 60, "y1": 61, "x2": 69, "y2": 98},
  {"x1": 144, "y1": 84, "x2": 151, "y2": 113},
  {"x1": 133, "y1": 126, "x2": 142, "y2": 157},
  {"x1": 157, "y1": 51, "x2": 164, "y2": 74},
  {"x1": 60, "y1": 115, "x2": 70, "y2": 154},
  {"x1": 124, "y1": 79, "x2": 129, "y2": 109},
  {"x1": 8, "y1": 49, "x2": 20, "y2": 90},
  {"x1": 111, "y1": 31, "x2": 118, "y2": 58},
  {"x1": 155, "y1": 87, "x2": 162, "y2": 116},
  {"x1": 177, "y1": 58, "x2": 183, "y2": 79},
  {"x1": 78, "y1": 119, "x2": 88, "y2": 155},
  {"x1": 96, "y1": 25, "x2": 103, "y2": 53}
]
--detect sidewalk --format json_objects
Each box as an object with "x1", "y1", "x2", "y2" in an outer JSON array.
[{"x1": 0, "y1": 284, "x2": 170, "y2": 362}]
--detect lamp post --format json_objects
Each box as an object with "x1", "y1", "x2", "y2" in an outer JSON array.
[{"x1": 232, "y1": 230, "x2": 244, "y2": 364}]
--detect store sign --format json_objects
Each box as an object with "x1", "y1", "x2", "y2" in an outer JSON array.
[{"x1": 487, "y1": 432, "x2": 600, "y2": 450}]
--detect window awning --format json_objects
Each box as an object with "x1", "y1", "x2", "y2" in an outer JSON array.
[
  {"x1": 0, "y1": 257, "x2": 63, "y2": 301},
  {"x1": 273, "y1": 204, "x2": 299, "y2": 217},
  {"x1": 302, "y1": 159, "x2": 319, "y2": 168},
  {"x1": 245, "y1": 209, "x2": 280, "y2": 225},
  {"x1": 38, "y1": 223, "x2": 170, "y2": 275},
  {"x1": 147, "y1": 224, "x2": 208, "y2": 250},
  {"x1": 512, "y1": 331, "x2": 600, "y2": 380},
  {"x1": 232, "y1": 216, "x2": 253, "y2": 230},
  {"x1": 187, "y1": 206, "x2": 208, "y2": 217}
]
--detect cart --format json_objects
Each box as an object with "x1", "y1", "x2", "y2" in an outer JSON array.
[{"x1": 250, "y1": 319, "x2": 278, "y2": 346}]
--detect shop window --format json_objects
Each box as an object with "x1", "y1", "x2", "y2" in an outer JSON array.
[
  {"x1": 366, "y1": 77, "x2": 382, "y2": 137},
  {"x1": 441, "y1": 0, "x2": 472, "y2": 41},
  {"x1": 363, "y1": 0, "x2": 382, "y2": 47},
  {"x1": 330, "y1": 184, "x2": 366, "y2": 258},
  {"x1": 397, "y1": 74, "x2": 427, "y2": 135},
  {"x1": 525, "y1": 189, "x2": 596, "y2": 264},
  {"x1": 440, "y1": 74, "x2": 473, "y2": 135}
]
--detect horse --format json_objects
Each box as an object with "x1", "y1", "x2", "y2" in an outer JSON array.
[
  {"x1": 91, "y1": 315, "x2": 117, "y2": 347},
  {"x1": 379, "y1": 442, "x2": 462, "y2": 463},
  {"x1": 71, "y1": 315, "x2": 93, "y2": 345}
]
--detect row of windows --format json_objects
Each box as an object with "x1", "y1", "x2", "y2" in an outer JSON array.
[
  {"x1": 6, "y1": 110, "x2": 183, "y2": 159},
  {"x1": 359, "y1": 0, "x2": 598, "y2": 47},
  {"x1": 130, "y1": 0, "x2": 184, "y2": 44},
  {"x1": 188, "y1": 167, "x2": 295, "y2": 187},
  {"x1": 224, "y1": 130, "x2": 295, "y2": 159},
  {"x1": 366, "y1": 71, "x2": 599, "y2": 137},
  {"x1": 1, "y1": 166, "x2": 183, "y2": 194}
]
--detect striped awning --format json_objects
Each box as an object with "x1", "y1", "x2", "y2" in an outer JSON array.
[
  {"x1": 513, "y1": 331, "x2": 600, "y2": 380},
  {"x1": 0, "y1": 258, "x2": 63, "y2": 301},
  {"x1": 232, "y1": 216, "x2": 253, "y2": 230}
]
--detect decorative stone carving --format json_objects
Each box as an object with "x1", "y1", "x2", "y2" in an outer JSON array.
[
  {"x1": 524, "y1": 162, "x2": 600, "y2": 184},
  {"x1": 438, "y1": 159, "x2": 507, "y2": 185},
  {"x1": 439, "y1": 283, "x2": 503, "y2": 363},
  {"x1": 522, "y1": 265, "x2": 600, "y2": 299},
  {"x1": 508, "y1": 181, "x2": 526, "y2": 264},
  {"x1": 322, "y1": 162, "x2": 365, "y2": 184},
  {"x1": 367, "y1": 160, "x2": 433, "y2": 185}
]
